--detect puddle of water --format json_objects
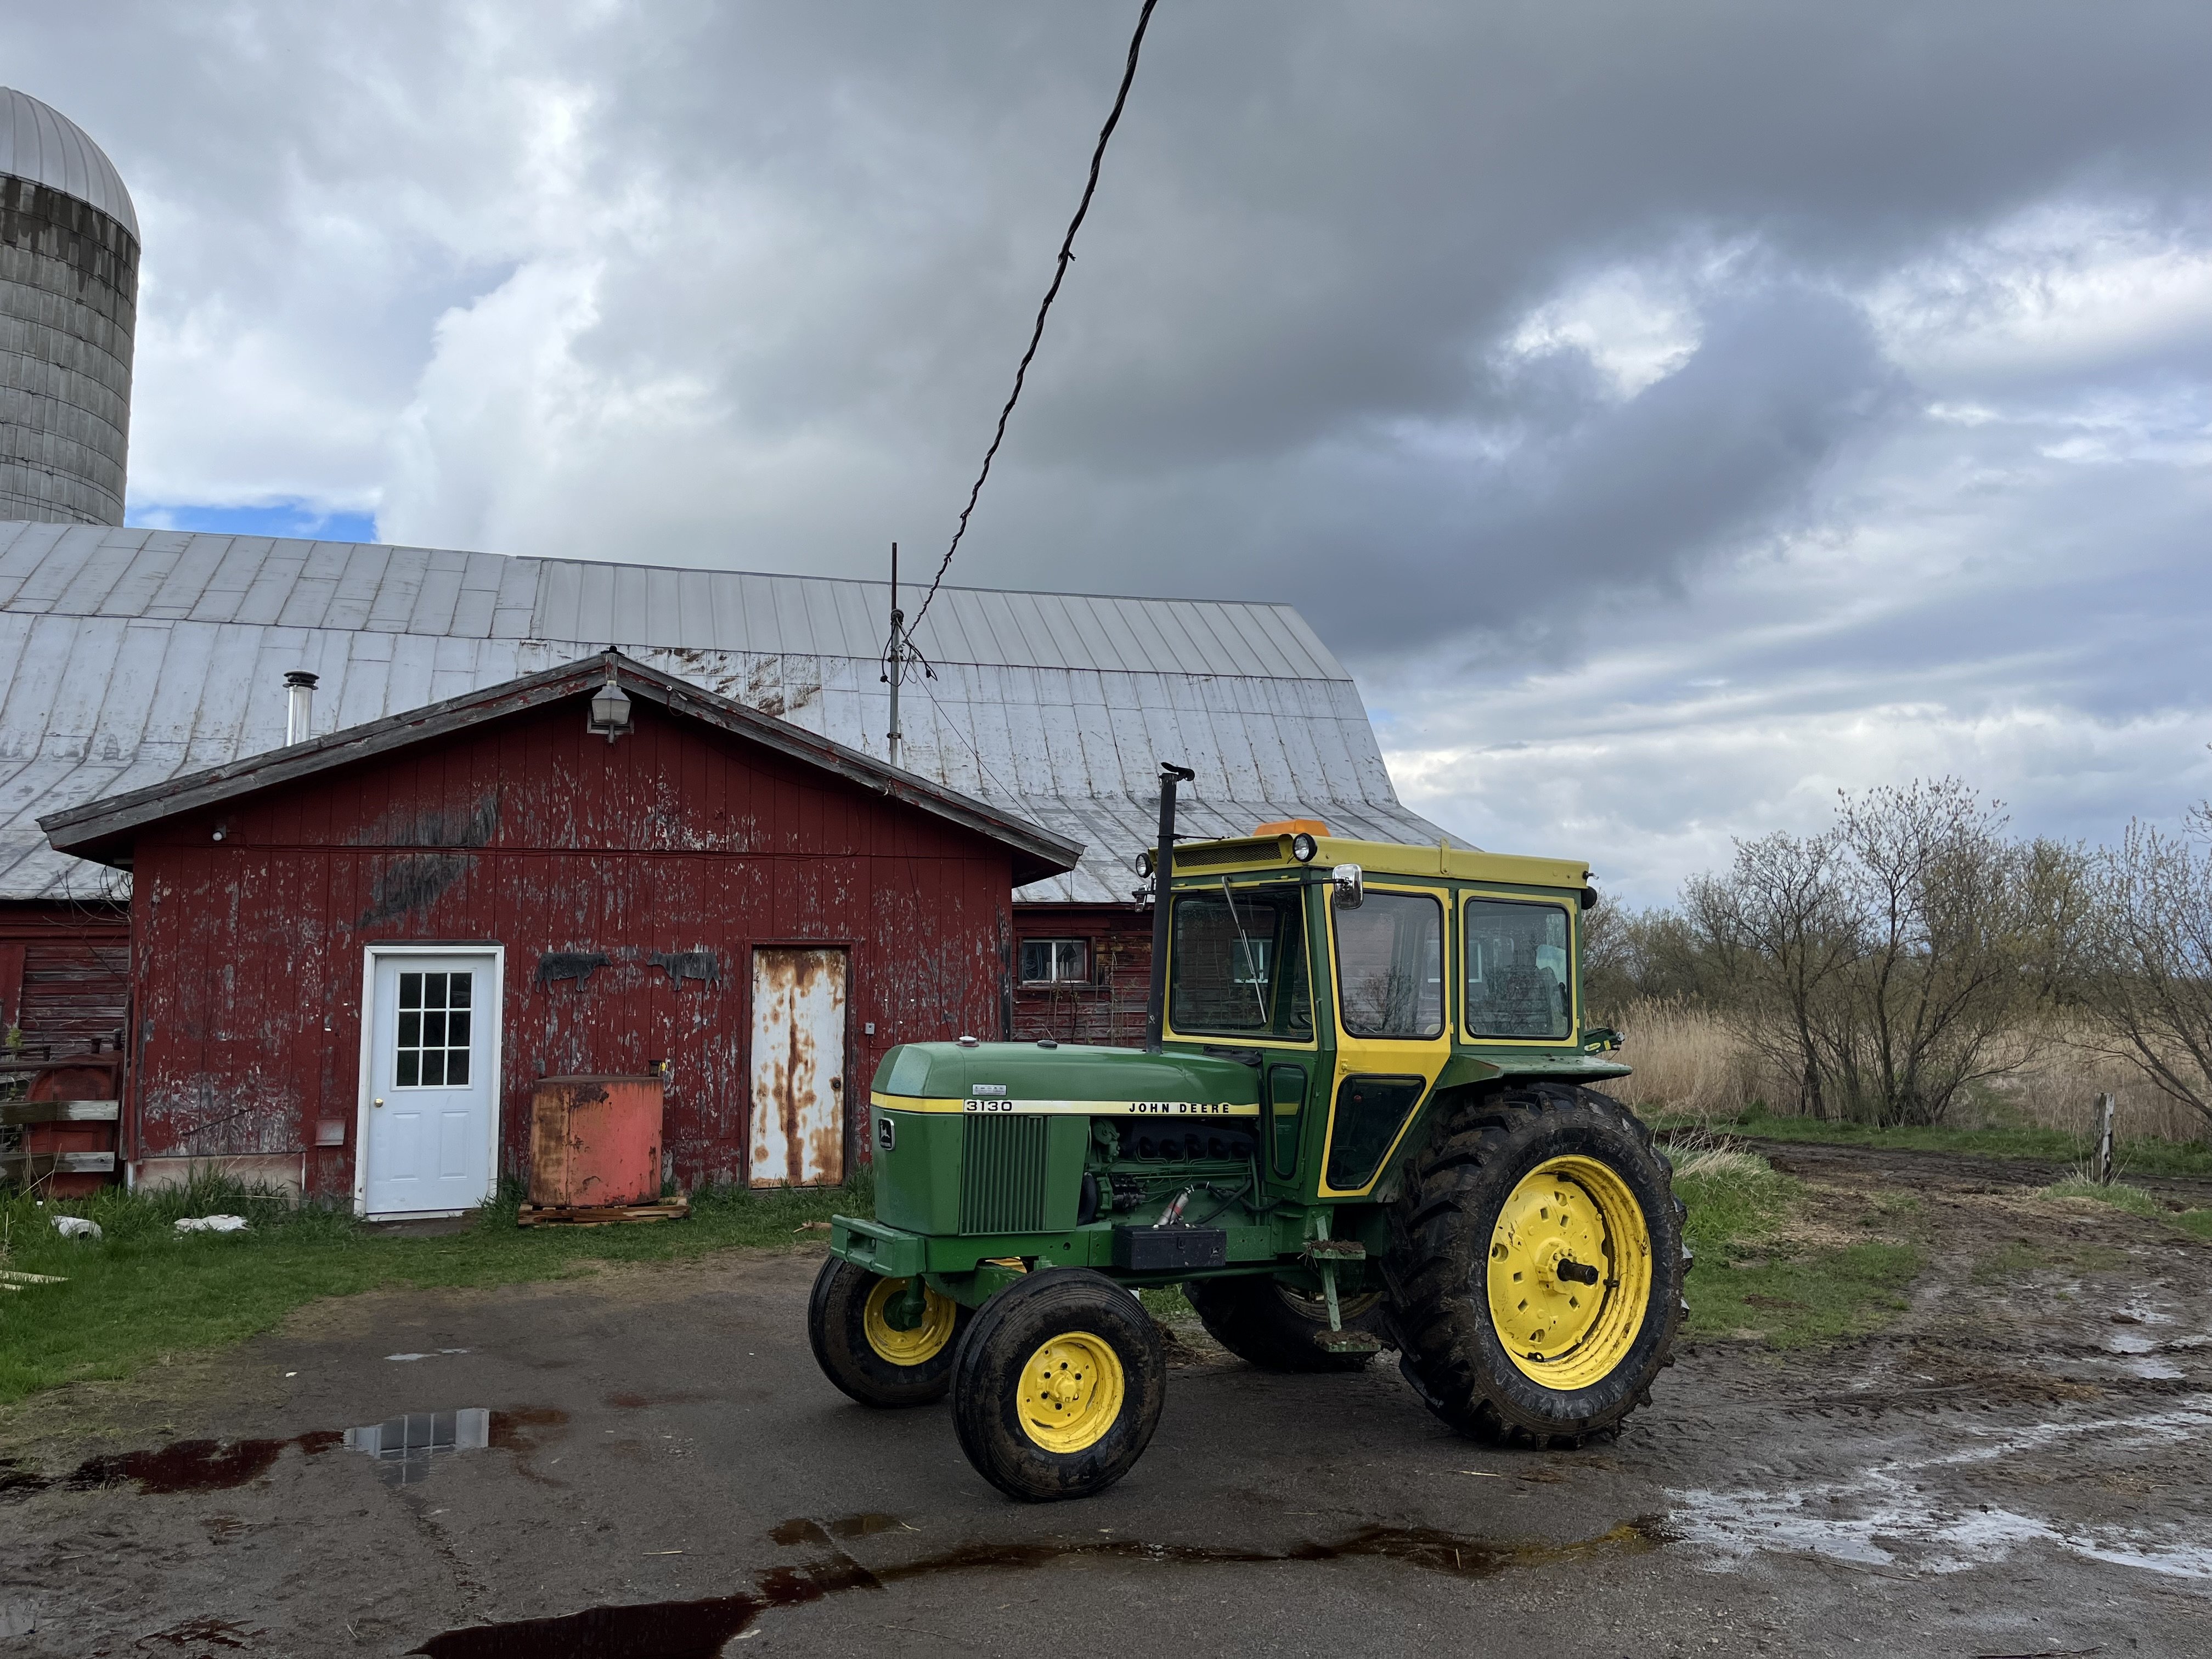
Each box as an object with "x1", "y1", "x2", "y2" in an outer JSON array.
[
  {"x1": 768, "y1": 1514, "x2": 909, "y2": 1546},
  {"x1": 1672, "y1": 1393, "x2": 2212, "y2": 1582},
  {"x1": 411, "y1": 1513, "x2": 1665, "y2": 1656},
  {"x1": 387, "y1": 1349, "x2": 472, "y2": 1363},
  {"x1": 2119, "y1": 1356, "x2": 2188, "y2": 1381},
  {"x1": 0, "y1": 1408, "x2": 566, "y2": 1498},
  {"x1": 347, "y1": 1410, "x2": 492, "y2": 1487}
]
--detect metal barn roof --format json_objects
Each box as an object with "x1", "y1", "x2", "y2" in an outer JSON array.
[
  {"x1": 0, "y1": 521, "x2": 1456, "y2": 905},
  {"x1": 43, "y1": 651, "x2": 1084, "y2": 888}
]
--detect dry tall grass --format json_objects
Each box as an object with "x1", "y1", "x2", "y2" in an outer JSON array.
[{"x1": 1599, "y1": 997, "x2": 2209, "y2": 1143}]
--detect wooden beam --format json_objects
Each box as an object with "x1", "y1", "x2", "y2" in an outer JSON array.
[
  {"x1": 0, "y1": 1150, "x2": 115, "y2": 1173},
  {"x1": 1, "y1": 1098, "x2": 120, "y2": 1125}
]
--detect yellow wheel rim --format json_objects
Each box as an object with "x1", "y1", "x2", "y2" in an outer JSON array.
[
  {"x1": 861, "y1": 1276, "x2": 958, "y2": 1367},
  {"x1": 1486, "y1": 1154, "x2": 1654, "y2": 1391},
  {"x1": 1017, "y1": 1332, "x2": 1125, "y2": 1454}
]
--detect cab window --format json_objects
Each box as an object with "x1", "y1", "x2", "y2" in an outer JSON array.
[
  {"x1": 1464, "y1": 899, "x2": 1572, "y2": 1040},
  {"x1": 1168, "y1": 886, "x2": 1312, "y2": 1038},
  {"x1": 1334, "y1": 891, "x2": 1444, "y2": 1039}
]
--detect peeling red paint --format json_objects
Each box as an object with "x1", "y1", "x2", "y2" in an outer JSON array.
[{"x1": 119, "y1": 694, "x2": 1014, "y2": 1198}]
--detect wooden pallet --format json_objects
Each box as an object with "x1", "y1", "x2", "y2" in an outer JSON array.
[{"x1": 516, "y1": 1195, "x2": 691, "y2": 1228}]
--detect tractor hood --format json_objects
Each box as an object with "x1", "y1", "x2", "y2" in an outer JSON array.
[{"x1": 871, "y1": 1041, "x2": 1262, "y2": 1113}]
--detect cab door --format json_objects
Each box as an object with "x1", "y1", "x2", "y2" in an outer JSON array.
[{"x1": 1316, "y1": 885, "x2": 1451, "y2": 1198}]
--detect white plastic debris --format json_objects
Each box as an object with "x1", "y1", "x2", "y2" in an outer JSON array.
[
  {"x1": 49, "y1": 1215, "x2": 101, "y2": 1240},
  {"x1": 174, "y1": 1214, "x2": 250, "y2": 1234}
]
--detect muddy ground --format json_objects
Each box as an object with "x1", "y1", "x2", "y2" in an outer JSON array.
[{"x1": 1, "y1": 1143, "x2": 2208, "y2": 1658}]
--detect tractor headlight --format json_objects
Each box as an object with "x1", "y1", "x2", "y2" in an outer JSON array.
[
  {"x1": 1290, "y1": 832, "x2": 1317, "y2": 863},
  {"x1": 1134, "y1": 850, "x2": 1155, "y2": 878}
]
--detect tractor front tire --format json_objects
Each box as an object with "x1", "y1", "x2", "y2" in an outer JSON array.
[
  {"x1": 808, "y1": 1257, "x2": 971, "y2": 1408},
  {"x1": 950, "y1": 1268, "x2": 1167, "y2": 1502},
  {"x1": 1184, "y1": 1275, "x2": 1390, "y2": 1373},
  {"x1": 1386, "y1": 1083, "x2": 1685, "y2": 1448}
]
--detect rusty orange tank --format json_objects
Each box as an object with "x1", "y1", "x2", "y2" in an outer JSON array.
[{"x1": 527, "y1": 1075, "x2": 664, "y2": 1209}]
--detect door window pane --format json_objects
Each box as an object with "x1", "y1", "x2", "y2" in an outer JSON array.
[
  {"x1": 1464, "y1": 900, "x2": 1572, "y2": 1039},
  {"x1": 394, "y1": 970, "x2": 473, "y2": 1087},
  {"x1": 1333, "y1": 893, "x2": 1444, "y2": 1039}
]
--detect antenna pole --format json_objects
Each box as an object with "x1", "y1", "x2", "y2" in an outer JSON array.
[{"x1": 887, "y1": 541, "x2": 905, "y2": 771}]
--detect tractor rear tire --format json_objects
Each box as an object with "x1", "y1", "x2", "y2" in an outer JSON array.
[
  {"x1": 808, "y1": 1257, "x2": 971, "y2": 1408},
  {"x1": 949, "y1": 1268, "x2": 1167, "y2": 1502},
  {"x1": 1385, "y1": 1082, "x2": 1685, "y2": 1448},
  {"x1": 1184, "y1": 1276, "x2": 1389, "y2": 1373}
]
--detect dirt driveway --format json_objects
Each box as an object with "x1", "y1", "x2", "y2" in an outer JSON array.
[{"x1": 2, "y1": 1144, "x2": 2207, "y2": 1658}]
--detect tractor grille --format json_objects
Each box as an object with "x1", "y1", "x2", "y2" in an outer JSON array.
[{"x1": 960, "y1": 1114, "x2": 1051, "y2": 1235}]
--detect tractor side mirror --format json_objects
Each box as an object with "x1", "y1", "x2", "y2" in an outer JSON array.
[{"x1": 1330, "y1": 863, "x2": 1364, "y2": 909}]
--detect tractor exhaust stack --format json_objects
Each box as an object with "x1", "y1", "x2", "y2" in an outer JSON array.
[{"x1": 1143, "y1": 761, "x2": 1195, "y2": 1053}]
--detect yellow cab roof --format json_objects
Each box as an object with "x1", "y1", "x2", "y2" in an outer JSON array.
[{"x1": 1170, "y1": 832, "x2": 1589, "y2": 893}]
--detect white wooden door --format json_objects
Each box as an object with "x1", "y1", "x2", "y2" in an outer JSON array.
[
  {"x1": 748, "y1": 948, "x2": 848, "y2": 1188},
  {"x1": 364, "y1": 953, "x2": 498, "y2": 1217}
]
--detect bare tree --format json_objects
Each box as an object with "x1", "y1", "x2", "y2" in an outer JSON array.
[
  {"x1": 1686, "y1": 831, "x2": 1857, "y2": 1119},
  {"x1": 1823, "y1": 780, "x2": 2053, "y2": 1126},
  {"x1": 2070, "y1": 808, "x2": 2212, "y2": 1135},
  {"x1": 1686, "y1": 780, "x2": 2059, "y2": 1126},
  {"x1": 1581, "y1": 901, "x2": 1719, "y2": 1015}
]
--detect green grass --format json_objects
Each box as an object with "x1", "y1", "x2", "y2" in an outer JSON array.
[
  {"x1": 1673, "y1": 1154, "x2": 1923, "y2": 1348},
  {"x1": 2037, "y1": 1173, "x2": 2212, "y2": 1242},
  {"x1": 1658, "y1": 1108, "x2": 2212, "y2": 1179},
  {"x1": 0, "y1": 1172, "x2": 870, "y2": 1407},
  {"x1": 1138, "y1": 1284, "x2": 1193, "y2": 1321},
  {"x1": 2041, "y1": 1175, "x2": 2166, "y2": 1217}
]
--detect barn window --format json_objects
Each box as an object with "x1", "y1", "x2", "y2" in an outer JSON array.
[
  {"x1": 395, "y1": 970, "x2": 473, "y2": 1087},
  {"x1": 1019, "y1": 939, "x2": 1088, "y2": 985}
]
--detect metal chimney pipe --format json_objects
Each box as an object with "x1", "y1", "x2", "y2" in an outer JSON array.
[{"x1": 284, "y1": 671, "x2": 318, "y2": 745}]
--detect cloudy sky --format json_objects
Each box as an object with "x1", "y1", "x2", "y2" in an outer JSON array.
[{"x1": 10, "y1": 2, "x2": 2210, "y2": 901}]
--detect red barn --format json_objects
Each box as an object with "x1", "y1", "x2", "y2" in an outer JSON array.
[{"x1": 40, "y1": 652, "x2": 1077, "y2": 1216}]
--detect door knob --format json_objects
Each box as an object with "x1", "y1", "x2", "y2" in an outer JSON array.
[{"x1": 373, "y1": 1096, "x2": 385, "y2": 1109}]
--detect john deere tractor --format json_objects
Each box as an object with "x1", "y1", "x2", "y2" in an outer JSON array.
[{"x1": 810, "y1": 767, "x2": 1685, "y2": 1502}]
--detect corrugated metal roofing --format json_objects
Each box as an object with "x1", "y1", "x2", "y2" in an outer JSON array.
[
  {"x1": 0, "y1": 521, "x2": 1457, "y2": 904},
  {"x1": 0, "y1": 88, "x2": 138, "y2": 239}
]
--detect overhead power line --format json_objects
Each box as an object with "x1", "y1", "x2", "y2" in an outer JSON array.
[{"x1": 904, "y1": 0, "x2": 1162, "y2": 642}]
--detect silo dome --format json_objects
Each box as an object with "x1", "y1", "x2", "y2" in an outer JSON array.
[{"x1": 0, "y1": 88, "x2": 138, "y2": 527}]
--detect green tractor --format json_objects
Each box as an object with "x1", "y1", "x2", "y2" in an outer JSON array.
[{"x1": 810, "y1": 767, "x2": 1685, "y2": 1502}]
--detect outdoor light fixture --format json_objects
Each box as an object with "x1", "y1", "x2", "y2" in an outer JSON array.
[
  {"x1": 588, "y1": 662, "x2": 633, "y2": 742},
  {"x1": 1133, "y1": 849, "x2": 1154, "y2": 878},
  {"x1": 1291, "y1": 832, "x2": 1317, "y2": 863}
]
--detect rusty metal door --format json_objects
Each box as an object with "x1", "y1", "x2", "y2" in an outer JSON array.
[{"x1": 748, "y1": 948, "x2": 848, "y2": 1188}]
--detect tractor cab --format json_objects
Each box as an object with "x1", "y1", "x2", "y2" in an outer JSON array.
[{"x1": 1150, "y1": 822, "x2": 1625, "y2": 1206}]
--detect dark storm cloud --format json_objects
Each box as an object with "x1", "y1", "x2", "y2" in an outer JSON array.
[
  {"x1": 8, "y1": 3, "x2": 2207, "y2": 618},
  {"x1": 4, "y1": 1, "x2": 2210, "y2": 889}
]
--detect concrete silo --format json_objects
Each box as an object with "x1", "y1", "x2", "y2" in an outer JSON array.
[{"x1": 0, "y1": 88, "x2": 138, "y2": 526}]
